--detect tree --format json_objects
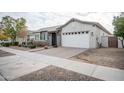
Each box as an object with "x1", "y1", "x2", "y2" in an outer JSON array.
[
  {"x1": 16, "y1": 18, "x2": 28, "y2": 44},
  {"x1": 16, "y1": 26, "x2": 28, "y2": 38},
  {"x1": 1, "y1": 16, "x2": 27, "y2": 43},
  {"x1": 1, "y1": 16, "x2": 16, "y2": 42},
  {"x1": 0, "y1": 32, "x2": 8, "y2": 40},
  {"x1": 113, "y1": 16, "x2": 124, "y2": 48},
  {"x1": 0, "y1": 25, "x2": 9, "y2": 40}
]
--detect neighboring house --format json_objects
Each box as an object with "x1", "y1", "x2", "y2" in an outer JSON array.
[
  {"x1": 28, "y1": 18, "x2": 111, "y2": 48},
  {"x1": 27, "y1": 31, "x2": 36, "y2": 41},
  {"x1": 16, "y1": 30, "x2": 35, "y2": 44}
]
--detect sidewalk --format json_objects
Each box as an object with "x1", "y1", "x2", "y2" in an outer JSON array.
[{"x1": 0, "y1": 47, "x2": 124, "y2": 81}]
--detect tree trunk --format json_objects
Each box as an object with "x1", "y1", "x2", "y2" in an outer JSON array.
[{"x1": 11, "y1": 36, "x2": 16, "y2": 45}]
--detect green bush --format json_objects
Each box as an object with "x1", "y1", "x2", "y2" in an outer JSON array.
[
  {"x1": 11, "y1": 42, "x2": 19, "y2": 46},
  {"x1": 27, "y1": 41, "x2": 33, "y2": 46},
  {"x1": 18, "y1": 44, "x2": 21, "y2": 47},
  {"x1": 2, "y1": 43, "x2": 10, "y2": 47},
  {"x1": 28, "y1": 45, "x2": 36, "y2": 49},
  {"x1": 9, "y1": 42, "x2": 12, "y2": 46},
  {"x1": 1, "y1": 43, "x2": 4, "y2": 46},
  {"x1": 21, "y1": 42, "x2": 26, "y2": 47},
  {"x1": 13, "y1": 42, "x2": 19, "y2": 46}
]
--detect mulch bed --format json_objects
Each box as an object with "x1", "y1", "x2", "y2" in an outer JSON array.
[
  {"x1": 14, "y1": 65, "x2": 101, "y2": 81},
  {"x1": 0, "y1": 50, "x2": 15, "y2": 57},
  {"x1": 71, "y1": 48, "x2": 124, "y2": 70}
]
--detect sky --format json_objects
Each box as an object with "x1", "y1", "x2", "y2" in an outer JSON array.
[{"x1": 0, "y1": 12, "x2": 120, "y2": 33}]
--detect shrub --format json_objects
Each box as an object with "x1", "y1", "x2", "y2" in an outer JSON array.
[
  {"x1": 10, "y1": 42, "x2": 19, "y2": 46},
  {"x1": 1, "y1": 43, "x2": 4, "y2": 46},
  {"x1": 27, "y1": 41, "x2": 33, "y2": 46},
  {"x1": 13, "y1": 42, "x2": 19, "y2": 46},
  {"x1": 18, "y1": 44, "x2": 21, "y2": 47},
  {"x1": 28, "y1": 45, "x2": 36, "y2": 49},
  {"x1": 2, "y1": 43, "x2": 10, "y2": 47},
  {"x1": 33, "y1": 40, "x2": 48, "y2": 47},
  {"x1": 22, "y1": 42, "x2": 26, "y2": 46}
]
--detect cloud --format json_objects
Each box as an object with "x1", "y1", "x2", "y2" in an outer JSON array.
[{"x1": 0, "y1": 12, "x2": 120, "y2": 33}]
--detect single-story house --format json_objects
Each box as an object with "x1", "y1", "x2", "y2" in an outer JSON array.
[{"x1": 28, "y1": 18, "x2": 111, "y2": 48}]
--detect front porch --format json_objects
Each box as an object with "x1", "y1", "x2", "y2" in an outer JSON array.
[{"x1": 48, "y1": 31, "x2": 61, "y2": 47}]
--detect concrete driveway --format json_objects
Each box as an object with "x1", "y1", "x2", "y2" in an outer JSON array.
[
  {"x1": 0, "y1": 47, "x2": 124, "y2": 81},
  {"x1": 33, "y1": 47, "x2": 87, "y2": 58}
]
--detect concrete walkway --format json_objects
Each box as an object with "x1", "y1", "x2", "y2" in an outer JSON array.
[
  {"x1": 34, "y1": 47, "x2": 87, "y2": 58},
  {"x1": 0, "y1": 47, "x2": 124, "y2": 81}
]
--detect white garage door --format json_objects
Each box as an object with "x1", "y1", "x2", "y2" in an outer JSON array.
[{"x1": 62, "y1": 31, "x2": 90, "y2": 48}]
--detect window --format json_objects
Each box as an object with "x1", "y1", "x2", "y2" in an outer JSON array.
[
  {"x1": 82, "y1": 32, "x2": 84, "y2": 34},
  {"x1": 66, "y1": 33, "x2": 68, "y2": 35},
  {"x1": 78, "y1": 32, "x2": 80, "y2": 34},
  {"x1": 44, "y1": 32, "x2": 48, "y2": 40},
  {"x1": 69, "y1": 33, "x2": 70, "y2": 35},
  {"x1": 63, "y1": 33, "x2": 64, "y2": 35},
  {"x1": 35, "y1": 34, "x2": 39, "y2": 40},
  {"x1": 40, "y1": 32, "x2": 47, "y2": 40},
  {"x1": 75, "y1": 32, "x2": 77, "y2": 34},
  {"x1": 72, "y1": 32, "x2": 74, "y2": 35},
  {"x1": 86, "y1": 31, "x2": 89, "y2": 34}
]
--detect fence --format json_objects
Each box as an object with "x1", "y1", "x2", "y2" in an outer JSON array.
[{"x1": 101, "y1": 36, "x2": 124, "y2": 48}]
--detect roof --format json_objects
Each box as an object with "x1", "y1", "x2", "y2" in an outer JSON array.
[
  {"x1": 37, "y1": 25, "x2": 62, "y2": 32},
  {"x1": 35, "y1": 18, "x2": 111, "y2": 35},
  {"x1": 59, "y1": 18, "x2": 111, "y2": 35},
  {"x1": 27, "y1": 30, "x2": 36, "y2": 35}
]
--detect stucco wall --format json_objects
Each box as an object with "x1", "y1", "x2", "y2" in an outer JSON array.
[
  {"x1": 88, "y1": 24, "x2": 109, "y2": 48},
  {"x1": 101, "y1": 36, "x2": 108, "y2": 47},
  {"x1": 118, "y1": 39, "x2": 124, "y2": 48},
  {"x1": 61, "y1": 21, "x2": 91, "y2": 48},
  {"x1": 95, "y1": 27, "x2": 109, "y2": 44},
  {"x1": 56, "y1": 31, "x2": 61, "y2": 46},
  {"x1": 62, "y1": 21, "x2": 93, "y2": 33}
]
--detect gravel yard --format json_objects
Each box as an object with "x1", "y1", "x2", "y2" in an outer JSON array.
[
  {"x1": 14, "y1": 65, "x2": 101, "y2": 81},
  {"x1": 71, "y1": 48, "x2": 124, "y2": 70}
]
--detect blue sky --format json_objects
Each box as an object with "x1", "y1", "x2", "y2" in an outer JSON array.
[{"x1": 0, "y1": 12, "x2": 120, "y2": 33}]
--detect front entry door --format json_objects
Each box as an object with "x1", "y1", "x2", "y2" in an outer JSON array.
[{"x1": 52, "y1": 33, "x2": 57, "y2": 46}]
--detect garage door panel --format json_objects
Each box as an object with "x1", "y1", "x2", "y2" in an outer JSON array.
[{"x1": 62, "y1": 34, "x2": 89, "y2": 48}]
